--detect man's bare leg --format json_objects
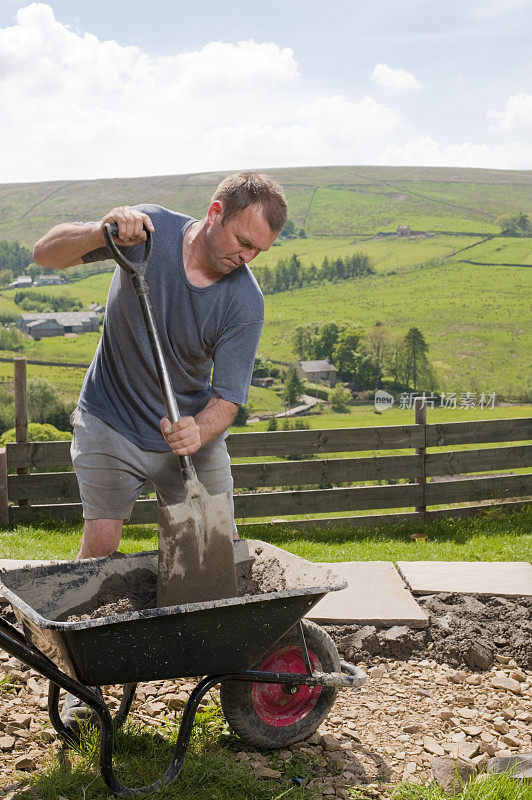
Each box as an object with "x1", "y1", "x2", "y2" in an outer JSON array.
[{"x1": 77, "y1": 519, "x2": 123, "y2": 560}]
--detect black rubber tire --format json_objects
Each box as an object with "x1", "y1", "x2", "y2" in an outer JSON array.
[{"x1": 220, "y1": 620, "x2": 340, "y2": 749}]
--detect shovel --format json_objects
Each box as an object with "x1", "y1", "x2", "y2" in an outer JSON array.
[{"x1": 103, "y1": 223, "x2": 238, "y2": 607}]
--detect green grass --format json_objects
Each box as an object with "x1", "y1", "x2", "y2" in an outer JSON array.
[
  {"x1": 1, "y1": 505, "x2": 530, "y2": 563},
  {"x1": 305, "y1": 186, "x2": 498, "y2": 236},
  {"x1": 2, "y1": 165, "x2": 532, "y2": 248},
  {"x1": 259, "y1": 261, "x2": 532, "y2": 398},
  {"x1": 19, "y1": 706, "x2": 316, "y2": 800},
  {"x1": 450, "y1": 236, "x2": 532, "y2": 265},
  {"x1": 252, "y1": 234, "x2": 485, "y2": 276},
  {"x1": 238, "y1": 403, "x2": 532, "y2": 433},
  {"x1": 245, "y1": 506, "x2": 532, "y2": 563},
  {"x1": 389, "y1": 773, "x2": 532, "y2": 800},
  {"x1": 248, "y1": 384, "x2": 284, "y2": 413}
]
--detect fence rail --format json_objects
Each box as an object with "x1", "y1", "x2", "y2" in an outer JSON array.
[{"x1": 2, "y1": 412, "x2": 531, "y2": 530}]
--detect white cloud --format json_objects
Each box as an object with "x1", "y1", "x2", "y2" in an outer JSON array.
[
  {"x1": 376, "y1": 135, "x2": 532, "y2": 169},
  {"x1": 488, "y1": 93, "x2": 532, "y2": 133},
  {"x1": 0, "y1": 3, "x2": 402, "y2": 182},
  {"x1": 371, "y1": 63, "x2": 421, "y2": 91},
  {"x1": 468, "y1": 0, "x2": 532, "y2": 19}
]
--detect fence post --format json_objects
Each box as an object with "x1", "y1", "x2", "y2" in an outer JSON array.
[
  {"x1": 0, "y1": 447, "x2": 8, "y2": 524},
  {"x1": 14, "y1": 357, "x2": 30, "y2": 507},
  {"x1": 414, "y1": 396, "x2": 427, "y2": 517}
]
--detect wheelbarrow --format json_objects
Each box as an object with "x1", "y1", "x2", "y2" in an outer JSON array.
[{"x1": 0, "y1": 540, "x2": 366, "y2": 797}]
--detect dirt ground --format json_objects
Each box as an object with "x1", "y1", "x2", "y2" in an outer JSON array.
[
  {"x1": 327, "y1": 592, "x2": 532, "y2": 671},
  {"x1": 0, "y1": 594, "x2": 530, "y2": 799}
]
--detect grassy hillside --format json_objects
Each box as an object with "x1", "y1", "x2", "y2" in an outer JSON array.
[
  {"x1": 0, "y1": 165, "x2": 530, "y2": 409},
  {"x1": 2, "y1": 165, "x2": 532, "y2": 247},
  {"x1": 1, "y1": 256, "x2": 530, "y2": 403}
]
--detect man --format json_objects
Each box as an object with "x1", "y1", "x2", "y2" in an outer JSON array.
[{"x1": 33, "y1": 170, "x2": 287, "y2": 729}]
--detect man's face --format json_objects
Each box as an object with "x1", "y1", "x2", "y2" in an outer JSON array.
[{"x1": 205, "y1": 202, "x2": 278, "y2": 277}]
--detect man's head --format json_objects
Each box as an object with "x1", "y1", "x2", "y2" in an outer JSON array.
[
  {"x1": 203, "y1": 171, "x2": 287, "y2": 277},
  {"x1": 211, "y1": 171, "x2": 288, "y2": 233}
]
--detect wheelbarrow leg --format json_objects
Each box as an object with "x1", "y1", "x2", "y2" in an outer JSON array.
[{"x1": 48, "y1": 682, "x2": 138, "y2": 741}]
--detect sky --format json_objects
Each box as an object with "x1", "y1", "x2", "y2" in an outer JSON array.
[{"x1": 1, "y1": 0, "x2": 532, "y2": 183}]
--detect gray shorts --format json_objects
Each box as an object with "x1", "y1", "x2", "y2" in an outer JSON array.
[{"x1": 70, "y1": 407, "x2": 235, "y2": 526}]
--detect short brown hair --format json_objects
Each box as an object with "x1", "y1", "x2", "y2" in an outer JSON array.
[{"x1": 211, "y1": 171, "x2": 288, "y2": 233}]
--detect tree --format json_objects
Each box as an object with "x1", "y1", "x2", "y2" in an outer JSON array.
[
  {"x1": 288, "y1": 254, "x2": 302, "y2": 289},
  {"x1": 496, "y1": 212, "x2": 531, "y2": 235},
  {"x1": 233, "y1": 405, "x2": 250, "y2": 426},
  {"x1": 253, "y1": 355, "x2": 271, "y2": 378},
  {"x1": 516, "y1": 211, "x2": 530, "y2": 233},
  {"x1": 260, "y1": 266, "x2": 273, "y2": 294},
  {"x1": 267, "y1": 416, "x2": 278, "y2": 431},
  {"x1": 27, "y1": 377, "x2": 60, "y2": 423},
  {"x1": 362, "y1": 323, "x2": 392, "y2": 388},
  {"x1": 315, "y1": 322, "x2": 344, "y2": 361},
  {"x1": 283, "y1": 366, "x2": 304, "y2": 407},
  {"x1": 329, "y1": 385, "x2": 351, "y2": 412},
  {"x1": 386, "y1": 335, "x2": 408, "y2": 387},
  {"x1": 291, "y1": 323, "x2": 318, "y2": 359},
  {"x1": 332, "y1": 327, "x2": 364, "y2": 376},
  {"x1": 404, "y1": 327, "x2": 429, "y2": 391},
  {"x1": 26, "y1": 263, "x2": 41, "y2": 280},
  {"x1": 280, "y1": 219, "x2": 296, "y2": 239}
]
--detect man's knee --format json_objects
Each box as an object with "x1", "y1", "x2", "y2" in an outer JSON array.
[{"x1": 78, "y1": 519, "x2": 123, "y2": 559}]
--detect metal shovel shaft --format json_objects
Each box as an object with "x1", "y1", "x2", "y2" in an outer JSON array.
[{"x1": 131, "y1": 272, "x2": 197, "y2": 485}]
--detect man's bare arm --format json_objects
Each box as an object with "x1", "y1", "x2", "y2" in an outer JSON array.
[
  {"x1": 32, "y1": 206, "x2": 154, "y2": 269},
  {"x1": 160, "y1": 396, "x2": 238, "y2": 457}
]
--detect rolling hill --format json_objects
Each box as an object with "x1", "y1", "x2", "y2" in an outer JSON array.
[
  {"x1": 0, "y1": 165, "x2": 531, "y2": 407},
  {"x1": 2, "y1": 165, "x2": 532, "y2": 247}
]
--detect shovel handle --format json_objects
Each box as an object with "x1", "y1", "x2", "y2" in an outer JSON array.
[
  {"x1": 104, "y1": 223, "x2": 197, "y2": 485},
  {"x1": 103, "y1": 222, "x2": 153, "y2": 277},
  {"x1": 134, "y1": 283, "x2": 198, "y2": 485}
]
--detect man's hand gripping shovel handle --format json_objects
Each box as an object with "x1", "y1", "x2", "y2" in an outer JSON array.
[{"x1": 102, "y1": 222, "x2": 197, "y2": 485}]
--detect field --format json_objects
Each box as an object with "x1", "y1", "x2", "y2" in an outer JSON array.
[
  {"x1": 449, "y1": 236, "x2": 532, "y2": 265},
  {"x1": 2, "y1": 165, "x2": 532, "y2": 247},
  {"x1": 260, "y1": 261, "x2": 531, "y2": 398},
  {"x1": 0, "y1": 165, "x2": 531, "y2": 408},
  {"x1": 1, "y1": 254, "x2": 530, "y2": 405}
]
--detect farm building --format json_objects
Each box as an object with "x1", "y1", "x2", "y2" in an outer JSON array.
[
  {"x1": 296, "y1": 359, "x2": 338, "y2": 387},
  {"x1": 33, "y1": 274, "x2": 63, "y2": 286},
  {"x1": 17, "y1": 311, "x2": 100, "y2": 339},
  {"x1": 8, "y1": 275, "x2": 32, "y2": 289},
  {"x1": 252, "y1": 376, "x2": 275, "y2": 388},
  {"x1": 397, "y1": 225, "x2": 411, "y2": 236},
  {"x1": 88, "y1": 302, "x2": 105, "y2": 314}
]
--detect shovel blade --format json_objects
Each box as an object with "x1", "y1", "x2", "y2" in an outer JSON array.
[{"x1": 157, "y1": 479, "x2": 238, "y2": 607}]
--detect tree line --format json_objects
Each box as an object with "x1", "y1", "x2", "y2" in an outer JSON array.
[
  {"x1": 292, "y1": 321, "x2": 436, "y2": 392},
  {"x1": 0, "y1": 377, "x2": 74, "y2": 437},
  {"x1": 0, "y1": 241, "x2": 34, "y2": 286},
  {"x1": 495, "y1": 211, "x2": 531, "y2": 235},
  {"x1": 256, "y1": 252, "x2": 374, "y2": 294},
  {"x1": 13, "y1": 290, "x2": 81, "y2": 313}
]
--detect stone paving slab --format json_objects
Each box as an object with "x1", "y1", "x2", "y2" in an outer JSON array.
[
  {"x1": 306, "y1": 561, "x2": 428, "y2": 627},
  {"x1": 397, "y1": 561, "x2": 532, "y2": 597}
]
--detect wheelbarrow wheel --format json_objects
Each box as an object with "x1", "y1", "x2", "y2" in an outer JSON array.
[{"x1": 220, "y1": 620, "x2": 340, "y2": 749}]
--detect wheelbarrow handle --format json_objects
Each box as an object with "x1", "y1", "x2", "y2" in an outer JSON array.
[
  {"x1": 103, "y1": 222, "x2": 197, "y2": 485},
  {"x1": 103, "y1": 222, "x2": 153, "y2": 277}
]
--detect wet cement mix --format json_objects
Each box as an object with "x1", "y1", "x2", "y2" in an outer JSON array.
[{"x1": 60, "y1": 550, "x2": 288, "y2": 621}]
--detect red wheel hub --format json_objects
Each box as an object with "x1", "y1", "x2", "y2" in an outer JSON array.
[{"x1": 252, "y1": 645, "x2": 323, "y2": 726}]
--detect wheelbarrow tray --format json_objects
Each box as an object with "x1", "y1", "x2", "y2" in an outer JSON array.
[{"x1": 0, "y1": 540, "x2": 346, "y2": 686}]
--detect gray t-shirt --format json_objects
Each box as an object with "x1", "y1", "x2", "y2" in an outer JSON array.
[{"x1": 78, "y1": 204, "x2": 264, "y2": 451}]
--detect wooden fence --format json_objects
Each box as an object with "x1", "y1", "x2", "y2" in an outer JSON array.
[{"x1": 1, "y1": 404, "x2": 530, "y2": 530}]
